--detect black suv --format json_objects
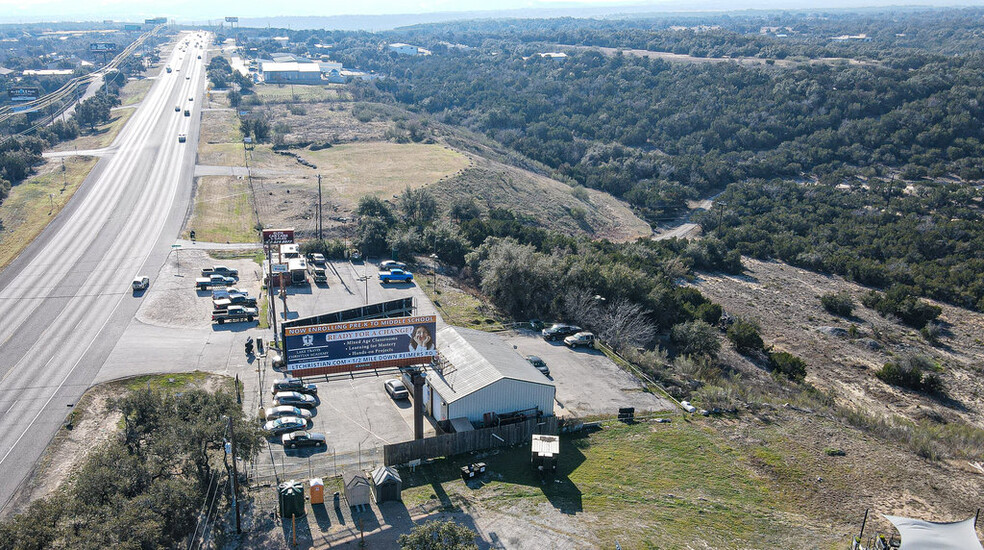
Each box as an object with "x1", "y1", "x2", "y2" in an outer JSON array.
[
  {"x1": 271, "y1": 378, "x2": 318, "y2": 396},
  {"x1": 541, "y1": 323, "x2": 581, "y2": 341},
  {"x1": 282, "y1": 431, "x2": 326, "y2": 449}
]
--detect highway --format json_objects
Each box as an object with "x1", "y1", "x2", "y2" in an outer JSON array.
[{"x1": 0, "y1": 31, "x2": 209, "y2": 514}]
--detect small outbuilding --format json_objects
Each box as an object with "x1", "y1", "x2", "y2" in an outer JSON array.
[
  {"x1": 370, "y1": 465, "x2": 402, "y2": 504},
  {"x1": 531, "y1": 434, "x2": 560, "y2": 475},
  {"x1": 278, "y1": 480, "x2": 306, "y2": 518},
  {"x1": 343, "y1": 471, "x2": 371, "y2": 508}
]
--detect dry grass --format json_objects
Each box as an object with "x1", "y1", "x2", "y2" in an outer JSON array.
[
  {"x1": 258, "y1": 101, "x2": 391, "y2": 144},
  {"x1": 0, "y1": 156, "x2": 99, "y2": 270},
  {"x1": 196, "y1": 142, "x2": 278, "y2": 168},
  {"x1": 50, "y1": 107, "x2": 135, "y2": 152},
  {"x1": 253, "y1": 83, "x2": 350, "y2": 103},
  {"x1": 119, "y1": 78, "x2": 153, "y2": 106},
  {"x1": 199, "y1": 108, "x2": 241, "y2": 144},
  {"x1": 183, "y1": 175, "x2": 257, "y2": 243}
]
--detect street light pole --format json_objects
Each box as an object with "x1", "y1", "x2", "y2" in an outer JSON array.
[{"x1": 227, "y1": 416, "x2": 242, "y2": 534}]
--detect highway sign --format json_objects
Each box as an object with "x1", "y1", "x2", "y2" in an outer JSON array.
[
  {"x1": 225, "y1": 16, "x2": 239, "y2": 22},
  {"x1": 8, "y1": 87, "x2": 40, "y2": 102},
  {"x1": 89, "y1": 42, "x2": 118, "y2": 53}
]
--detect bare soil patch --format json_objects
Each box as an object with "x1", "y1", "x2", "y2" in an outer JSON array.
[{"x1": 691, "y1": 258, "x2": 984, "y2": 429}]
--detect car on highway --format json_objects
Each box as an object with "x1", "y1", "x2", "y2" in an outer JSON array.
[
  {"x1": 384, "y1": 378, "x2": 409, "y2": 400},
  {"x1": 178, "y1": 134, "x2": 186, "y2": 143},
  {"x1": 541, "y1": 323, "x2": 581, "y2": 341},
  {"x1": 263, "y1": 405, "x2": 312, "y2": 421},
  {"x1": 564, "y1": 331, "x2": 596, "y2": 348},
  {"x1": 272, "y1": 378, "x2": 318, "y2": 396},
  {"x1": 526, "y1": 355, "x2": 550, "y2": 376},
  {"x1": 131, "y1": 276, "x2": 150, "y2": 291},
  {"x1": 184, "y1": 109, "x2": 190, "y2": 117},
  {"x1": 186, "y1": 76, "x2": 190, "y2": 80},
  {"x1": 174, "y1": 106, "x2": 180, "y2": 112},
  {"x1": 188, "y1": 97, "x2": 193, "y2": 101},
  {"x1": 273, "y1": 391, "x2": 318, "y2": 409},
  {"x1": 282, "y1": 431, "x2": 326, "y2": 449},
  {"x1": 262, "y1": 416, "x2": 309, "y2": 435}
]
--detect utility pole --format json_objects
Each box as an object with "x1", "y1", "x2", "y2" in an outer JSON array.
[
  {"x1": 267, "y1": 246, "x2": 279, "y2": 347},
  {"x1": 227, "y1": 416, "x2": 242, "y2": 534},
  {"x1": 317, "y1": 174, "x2": 323, "y2": 241}
]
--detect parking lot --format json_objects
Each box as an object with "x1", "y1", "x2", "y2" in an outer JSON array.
[{"x1": 502, "y1": 329, "x2": 677, "y2": 417}]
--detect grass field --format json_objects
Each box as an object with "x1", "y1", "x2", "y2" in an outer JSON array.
[
  {"x1": 199, "y1": 109, "x2": 242, "y2": 144},
  {"x1": 119, "y1": 78, "x2": 153, "y2": 106},
  {"x1": 253, "y1": 84, "x2": 350, "y2": 103},
  {"x1": 50, "y1": 107, "x2": 136, "y2": 152},
  {"x1": 197, "y1": 142, "x2": 278, "y2": 168},
  {"x1": 399, "y1": 418, "x2": 837, "y2": 549},
  {"x1": 421, "y1": 274, "x2": 507, "y2": 331},
  {"x1": 182, "y1": 176, "x2": 257, "y2": 243},
  {"x1": 0, "y1": 155, "x2": 99, "y2": 270},
  {"x1": 120, "y1": 371, "x2": 210, "y2": 391},
  {"x1": 299, "y1": 142, "x2": 470, "y2": 204}
]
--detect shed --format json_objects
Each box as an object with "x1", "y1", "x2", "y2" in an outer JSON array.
[
  {"x1": 426, "y1": 327, "x2": 555, "y2": 424},
  {"x1": 343, "y1": 471, "x2": 371, "y2": 508},
  {"x1": 278, "y1": 480, "x2": 306, "y2": 518},
  {"x1": 370, "y1": 466, "x2": 402, "y2": 504},
  {"x1": 531, "y1": 434, "x2": 560, "y2": 474}
]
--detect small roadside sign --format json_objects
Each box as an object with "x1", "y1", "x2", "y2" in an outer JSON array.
[
  {"x1": 171, "y1": 244, "x2": 182, "y2": 248},
  {"x1": 272, "y1": 263, "x2": 289, "y2": 273},
  {"x1": 243, "y1": 136, "x2": 253, "y2": 144}
]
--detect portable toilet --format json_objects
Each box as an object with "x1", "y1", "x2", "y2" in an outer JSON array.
[
  {"x1": 309, "y1": 478, "x2": 325, "y2": 505},
  {"x1": 343, "y1": 471, "x2": 371, "y2": 508},
  {"x1": 370, "y1": 466, "x2": 402, "y2": 504},
  {"x1": 278, "y1": 480, "x2": 306, "y2": 518}
]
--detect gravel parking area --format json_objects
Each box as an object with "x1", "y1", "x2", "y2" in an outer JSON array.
[
  {"x1": 501, "y1": 329, "x2": 676, "y2": 417},
  {"x1": 135, "y1": 249, "x2": 262, "y2": 329}
]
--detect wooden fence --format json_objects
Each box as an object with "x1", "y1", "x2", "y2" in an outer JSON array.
[{"x1": 383, "y1": 416, "x2": 559, "y2": 466}]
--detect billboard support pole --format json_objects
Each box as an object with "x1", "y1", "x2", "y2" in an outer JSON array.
[
  {"x1": 268, "y1": 246, "x2": 279, "y2": 348},
  {"x1": 412, "y1": 371, "x2": 425, "y2": 440}
]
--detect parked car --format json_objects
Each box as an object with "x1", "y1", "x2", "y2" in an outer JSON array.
[
  {"x1": 273, "y1": 391, "x2": 318, "y2": 409},
  {"x1": 526, "y1": 355, "x2": 550, "y2": 376},
  {"x1": 211, "y1": 305, "x2": 257, "y2": 324},
  {"x1": 310, "y1": 253, "x2": 326, "y2": 265},
  {"x1": 384, "y1": 378, "x2": 409, "y2": 400},
  {"x1": 263, "y1": 405, "x2": 312, "y2": 421},
  {"x1": 529, "y1": 319, "x2": 544, "y2": 331},
  {"x1": 541, "y1": 323, "x2": 581, "y2": 341},
  {"x1": 201, "y1": 266, "x2": 239, "y2": 278},
  {"x1": 212, "y1": 288, "x2": 248, "y2": 300},
  {"x1": 564, "y1": 331, "x2": 596, "y2": 348},
  {"x1": 213, "y1": 294, "x2": 257, "y2": 310},
  {"x1": 271, "y1": 378, "x2": 318, "y2": 396},
  {"x1": 378, "y1": 268, "x2": 413, "y2": 284},
  {"x1": 131, "y1": 276, "x2": 150, "y2": 291},
  {"x1": 282, "y1": 431, "x2": 326, "y2": 449},
  {"x1": 380, "y1": 260, "x2": 407, "y2": 271},
  {"x1": 263, "y1": 416, "x2": 309, "y2": 435}
]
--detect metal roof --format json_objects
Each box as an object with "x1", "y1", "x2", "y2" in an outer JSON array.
[
  {"x1": 260, "y1": 61, "x2": 321, "y2": 73},
  {"x1": 371, "y1": 466, "x2": 401, "y2": 486},
  {"x1": 428, "y1": 326, "x2": 554, "y2": 404}
]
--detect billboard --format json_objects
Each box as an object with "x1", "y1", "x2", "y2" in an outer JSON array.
[
  {"x1": 8, "y1": 87, "x2": 40, "y2": 101},
  {"x1": 225, "y1": 16, "x2": 239, "y2": 22},
  {"x1": 90, "y1": 42, "x2": 118, "y2": 53},
  {"x1": 262, "y1": 228, "x2": 294, "y2": 245},
  {"x1": 123, "y1": 24, "x2": 142, "y2": 31},
  {"x1": 144, "y1": 17, "x2": 167, "y2": 24},
  {"x1": 284, "y1": 315, "x2": 437, "y2": 376}
]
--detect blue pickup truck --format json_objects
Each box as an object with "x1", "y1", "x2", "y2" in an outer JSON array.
[{"x1": 378, "y1": 268, "x2": 413, "y2": 284}]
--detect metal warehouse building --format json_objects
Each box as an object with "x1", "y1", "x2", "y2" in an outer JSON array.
[
  {"x1": 422, "y1": 326, "x2": 555, "y2": 424},
  {"x1": 259, "y1": 61, "x2": 322, "y2": 83}
]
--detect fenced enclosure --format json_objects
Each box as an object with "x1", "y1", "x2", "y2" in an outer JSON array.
[{"x1": 383, "y1": 416, "x2": 559, "y2": 466}]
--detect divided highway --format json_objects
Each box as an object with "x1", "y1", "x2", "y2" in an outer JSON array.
[{"x1": 0, "y1": 32, "x2": 209, "y2": 514}]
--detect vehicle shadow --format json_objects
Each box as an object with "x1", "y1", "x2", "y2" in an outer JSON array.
[
  {"x1": 211, "y1": 322, "x2": 257, "y2": 332},
  {"x1": 132, "y1": 289, "x2": 147, "y2": 298},
  {"x1": 378, "y1": 281, "x2": 416, "y2": 289}
]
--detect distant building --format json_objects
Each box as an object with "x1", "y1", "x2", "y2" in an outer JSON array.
[
  {"x1": 537, "y1": 52, "x2": 568, "y2": 59},
  {"x1": 22, "y1": 69, "x2": 73, "y2": 76},
  {"x1": 272, "y1": 36, "x2": 289, "y2": 47},
  {"x1": 387, "y1": 43, "x2": 430, "y2": 56},
  {"x1": 259, "y1": 61, "x2": 322, "y2": 84},
  {"x1": 830, "y1": 34, "x2": 871, "y2": 42}
]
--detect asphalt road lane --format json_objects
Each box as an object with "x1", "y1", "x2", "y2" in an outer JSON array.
[{"x1": 0, "y1": 32, "x2": 210, "y2": 515}]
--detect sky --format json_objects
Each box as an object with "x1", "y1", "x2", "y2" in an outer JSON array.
[{"x1": 0, "y1": 0, "x2": 981, "y2": 23}]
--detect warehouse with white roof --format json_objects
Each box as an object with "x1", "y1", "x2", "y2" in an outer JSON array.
[{"x1": 421, "y1": 326, "x2": 555, "y2": 425}]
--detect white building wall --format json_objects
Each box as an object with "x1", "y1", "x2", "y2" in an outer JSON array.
[{"x1": 445, "y1": 379, "x2": 555, "y2": 424}]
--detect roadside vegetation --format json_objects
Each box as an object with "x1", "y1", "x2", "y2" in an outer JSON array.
[{"x1": 0, "y1": 375, "x2": 263, "y2": 550}]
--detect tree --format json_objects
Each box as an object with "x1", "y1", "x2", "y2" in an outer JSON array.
[
  {"x1": 468, "y1": 237, "x2": 558, "y2": 317},
  {"x1": 670, "y1": 320, "x2": 720, "y2": 359},
  {"x1": 449, "y1": 197, "x2": 481, "y2": 221},
  {"x1": 601, "y1": 298, "x2": 656, "y2": 350},
  {"x1": 398, "y1": 185, "x2": 437, "y2": 226},
  {"x1": 398, "y1": 519, "x2": 478, "y2": 550},
  {"x1": 357, "y1": 194, "x2": 395, "y2": 225}
]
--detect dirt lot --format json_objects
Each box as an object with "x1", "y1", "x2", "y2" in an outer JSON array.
[
  {"x1": 135, "y1": 249, "x2": 263, "y2": 329},
  {"x1": 691, "y1": 257, "x2": 984, "y2": 430}
]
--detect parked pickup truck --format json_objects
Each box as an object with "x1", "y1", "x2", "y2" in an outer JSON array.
[
  {"x1": 211, "y1": 288, "x2": 248, "y2": 300},
  {"x1": 196, "y1": 274, "x2": 236, "y2": 290},
  {"x1": 213, "y1": 295, "x2": 258, "y2": 310},
  {"x1": 309, "y1": 264, "x2": 328, "y2": 283},
  {"x1": 201, "y1": 266, "x2": 238, "y2": 278},
  {"x1": 211, "y1": 305, "x2": 258, "y2": 324},
  {"x1": 378, "y1": 268, "x2": 413, "y2": 284}
]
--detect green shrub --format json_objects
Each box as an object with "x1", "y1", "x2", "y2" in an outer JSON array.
[
  {"x1": 862, "y1": 287, "x2": 941, "y2": 329},
  {"x1": 820, "y1": 291, "x2": 854, "y2": 317},
  {"x1": 767, "y1": 351, "x2": 807, "y2": 382},
  {"x1": 726, "y1": 318, "x2": 764, "y2": 354},
  {"x1": 670, "y1": 320, "x2": 721, "y2": 359},
  {"x1": 695, "y1": 302, "x2": 722, "y2": 325},
  {"x1": 875, "y1": 354, "x2": 945, "y2": 395}
]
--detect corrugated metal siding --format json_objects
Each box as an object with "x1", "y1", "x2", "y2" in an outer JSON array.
[{"x1": 447, "y1": 378, "x2": 555, "y2": 423}]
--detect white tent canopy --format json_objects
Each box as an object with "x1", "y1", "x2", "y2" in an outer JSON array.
[{"x1": 884, "y1": 515, "x2": 983, "y2": 550}]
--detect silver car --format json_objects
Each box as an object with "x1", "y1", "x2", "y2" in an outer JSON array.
[
  {"x1": 273, "y1": 391, "x2": 318, "y2": 409},
  {"x1": 264, "y1": 405, "x2": 313, "y2": 421}
]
